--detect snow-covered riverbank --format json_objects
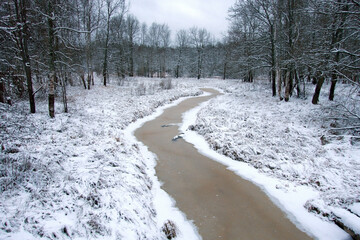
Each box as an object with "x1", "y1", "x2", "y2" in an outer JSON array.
[
  {"x1": 188, "y1": 82, "x2": 359, "y2": 239},
  {"x1": 0, "y1": 78, "x2": 203, "y2": 239},
  {"x1": 1, "y1": 77, "x2": 358, "y2": 239}
]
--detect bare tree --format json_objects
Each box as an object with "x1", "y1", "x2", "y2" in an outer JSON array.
[
  {"x1": 175, "y1": 29, "x2": 189, "y2": 78},
  {"x1": 46, "y1": 0, "x2": 56, "y2": 118},
  {"x1": 0, "y1": 0, "x2": 35, "y2": 113},
  {"x1": 80, "y1": 0, "x2": 98, "y2": 89},
  {"x1": 147, "y1": 23, "x2": 161, "y2": 77},
  {"x1": 189, "y1": 27, "x2": 211, "y2": 79},
  {"x1": 102, "y1": 0, "x2": 126, "y2": 86},
  {"x1": 159, "y1": 24, "x2": 170, "y2": 78},
  {"x1": 247, "y1": 0, "x2": 278, "y2": 95},
  {"x1": 126, "y1": 14, "x2": 139, "y2": 77}
]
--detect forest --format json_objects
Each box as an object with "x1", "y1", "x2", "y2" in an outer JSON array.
[{"x1": 0, "y1": 0, "x2": 359, "y2": 118}]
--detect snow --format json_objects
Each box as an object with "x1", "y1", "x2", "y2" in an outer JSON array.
[
  {"x1": 349, "y1": 203, "x2": 360, "y2": 216},
  {"x1": 1, "y1": 77, "x2": 359, "y2": 239},
  {"x1": 0, "y1": 77, "x2": 203, "y2": 239},
  {"x1": 181, "y1": 81, "x2": 359, "y2": 239}
]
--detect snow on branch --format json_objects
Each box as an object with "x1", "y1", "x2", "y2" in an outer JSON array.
[{"x1": 54, "y1": 27, "x2": 90, "y2": 34}]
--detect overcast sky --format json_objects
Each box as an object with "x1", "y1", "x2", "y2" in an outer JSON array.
[{"x1": 129, "y1": 0, "x2": 236, "y2": 40}]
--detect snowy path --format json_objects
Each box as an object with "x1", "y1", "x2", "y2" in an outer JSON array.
[{"x1": 135, "y1": 89, "x2": 312, "y2": 240}]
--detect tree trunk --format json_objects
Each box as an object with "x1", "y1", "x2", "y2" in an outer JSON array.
[
  {"x1": 277, "y1": 68, "x2": 283, "y2": 101},
  {"x1": 328, "y1": 0, "x2": 347, "y2": 101},
  {"x1": 103, "y1": 12, "x2": 110, "y2": 86},
  {"x1": 284, "y1": 70, "x2": 291, "y2": 102},
  {"x1": 223, "y1": 61, "x2": 227, "y2": 80},
  {"x1": 312, "y1": 74, "x2": 325, "y2": 104},
  {"x1": 295, "y1": 69, "x2": 301, "y2": 98},
  {"x1": 15, "y1": 0, "x2": 35, "y2": 113},
  {"x1": 47, "y1": 0, "x2": 56, "y2": 118},
  {"x1": 0, "y1": 80, "x2": 5, "y2": 103},
  {"x1": 270, "y1": 24, "x2": 276, "y2": 97},
  {"x1": 87, "y1": 72, "x2": 91, "y2": 90},
  {"x1": 62, "y1": 73, "x2": 68, "y2": 113},
  {"x1": 103, "y1": 45, "x2": 109, "y2": 86},
  {"x1": 85, "y1": 0, "x2": 92, "y2": 90},
  {"x1": 175, "y1": 65, "x2": 179, "y2": 78},
  {"x1": 329, "y1": 74, "x2": 337, "y2": 101},
  {"x1": 271, "y1": 69, "x2": 276, "y2": 97},
  {"x1": 24, "y1": 57, "x2": 35, "y2": 113},
  {"x1": 197, "y1": 48, "x2": 202, "y2": 79},
  {"x1": 81, "y1": 73, "x2": 86, "y2": 89},
  {"x1": 48, "y1": 74, "x2": 55, "y2": 118},
  {"x1": 129, "y1": 41, "x2": 134, "y2": 77}
]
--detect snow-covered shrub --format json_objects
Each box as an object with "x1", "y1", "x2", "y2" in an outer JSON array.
[
  {"x1": 160, "y1": 78, "x2": 173, "y2": 90},
  {"x1": 0, "y1": 151, "x2": 32, "y2": 192},
  {"x1": 323, "y1": 83, "x2": 360, "y2": 145},
  {"x1": 134, "y1": 82, "x2": 147, "y2": 96},
  {"x1": 161, "y1": 220, "x2": 178, "y2": 239}
]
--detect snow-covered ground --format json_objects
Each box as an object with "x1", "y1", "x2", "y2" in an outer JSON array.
[
  {"x1": 1, "y1": 76, "x2": 359, "y2": 239},
  {"x1": 186, "y1": 81, "x2": 360, "y2": 239},
  {"x1": 0, "y1": 77, "x2": 203, "y2": 239}
]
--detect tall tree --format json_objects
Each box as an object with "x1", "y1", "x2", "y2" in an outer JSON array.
[
  {"x1": 247, "y1": 0, "x2": 278, "y2": 95},
  {"x1": 190, "y1": 27, "x2": 211, "y2": 79},
  {"x1": 328, "y1": 0, "x2": 349, "y2": 101},
  {"x1": 159, "y1": 24, "x2": 170, "y2": 77},
  {"x1": 175, "y1": 29, "x2": 189, "y2": 78},
  {"x1": 0, "y1": 0, "x2": 35, "y2": 113},
  {"x1": 47, "y1": 0, "x2": 56, "y2": 118},
  {"x1": 126, "y1": 14, "x2": 139, "y2": 77},
  {"x1": 102, "y1": 0, "x2": 126, "y2": 86},
  {"x1": 148, "y1": 23, "x2": 161, "y2": 77},
  {"x1": 80, "y1": 0, "x2": 96, "y2": 90}
]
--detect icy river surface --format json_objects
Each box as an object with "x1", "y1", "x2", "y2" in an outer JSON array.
[{"x1": 135, "y1": 88, "x2": 312, "y2": 240}]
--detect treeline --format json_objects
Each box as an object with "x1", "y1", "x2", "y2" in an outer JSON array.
[
  {"x1": 0, "y1": 0, "x2": 227, "y2": 117},
  {"x1": 226, "y1": 0, "x2": 360, "y2": 103},
  {"x1": 0, "y1": 0, "x2": 359, "y2": 117}
]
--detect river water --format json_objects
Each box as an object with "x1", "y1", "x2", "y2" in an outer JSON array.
[{"x1": 135, "y1": 89, "x2": 312, "y2": 240}]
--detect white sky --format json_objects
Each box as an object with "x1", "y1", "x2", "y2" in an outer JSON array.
[{"x1": 129, "y1": 0, "x2": 236, "y2": 40}]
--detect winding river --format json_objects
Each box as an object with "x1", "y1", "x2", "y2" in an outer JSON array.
[{"x1": 135, "y1": 88, "x2": 312, "y2": 240}]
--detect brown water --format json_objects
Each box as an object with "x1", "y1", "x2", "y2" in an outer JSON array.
[{"x1": 135, "y1": 89, "x2": 312, "y2": 240}]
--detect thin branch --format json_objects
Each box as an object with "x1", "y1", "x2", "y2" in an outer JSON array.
[
  {"x1": 54, "y1": 26, "x2": 90, "y2": 34},
  {"x1": 334, "y1": 69, "x2": 360, "y2": 87}
]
